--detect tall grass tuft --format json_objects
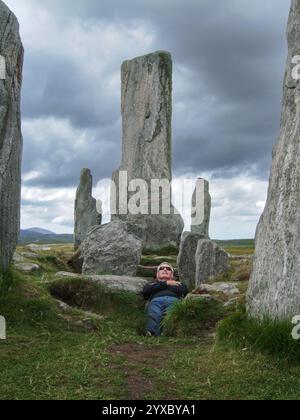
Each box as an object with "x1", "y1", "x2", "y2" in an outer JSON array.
[
  {"x1": 218, "y1": 306, "x2": 300, "y2": 361},
  {"x1": 162, "y1": 298, "x2": 225, "y2": 338}
]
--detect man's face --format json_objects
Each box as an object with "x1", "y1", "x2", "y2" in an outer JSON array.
[{"x1": 157, "y1": 265, "x2": 173, "y2": 281}]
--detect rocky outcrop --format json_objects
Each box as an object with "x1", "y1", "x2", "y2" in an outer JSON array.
[
  {"x1": 195, "y1": 240, "x2": 229, "y2": 286},
  {"x1": 81, "y1": 220, "x2": 143, "y2": 276},
  {"x1": 0, "y1": 1, "x2": 23, "y2": 271},
  {"x1": 111, "y1": 51, "x2": 184, "y2": 252},
  {"x1": 191, "y1": 178, "x2": 211, "y2": 238},
  {"x1": 247, "y1": 0, "x2": 300, "y2": 319},
  {"x1": 74, "y1": 168, "x2": 102, "y2": 250}
]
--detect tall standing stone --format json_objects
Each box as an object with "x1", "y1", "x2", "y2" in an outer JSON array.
[
  {"x1": 247, "y1": 0, "x2": 300, "y2": 319},
  {"x1": 0, "y1": 1, "x2": 23, "y2": 272},
  {"x1": 74, "y1": 169, "x2": 101, "y2": 250},
  {"x1": 111, "y1": 51, "x2": 184, "y2": 251},
  {"x1": 191, "y1": 178, "x2": 211, "y2": 238}
]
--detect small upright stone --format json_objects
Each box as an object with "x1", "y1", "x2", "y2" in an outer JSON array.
[
  {"x1": 0, "y1": 1, "x2": 24, "y2": 272},
  {"x1": 74, "y1": 169, "x2": 101, "y2": 250},
  {"x1": 195, "y1": 240, "x2": 229, "y2": 287},
  {"x1": 191, "y1": 179, "x2": 211, "y2": 238},
  {"x1": 177, "y1": 232, "x2": 203, "y2": 290}
]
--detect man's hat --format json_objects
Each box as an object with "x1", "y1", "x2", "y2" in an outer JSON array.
[{"x1": 157, "y1": 262, "x2": 174, "y2": 273}]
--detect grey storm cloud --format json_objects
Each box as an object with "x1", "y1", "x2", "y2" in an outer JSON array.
[
  {"x1": 22, "y1": 50, "x2": 120, "y2": 129},
  {"x1": 11, "y1": 0, "x2": 291, "y2": 188}
]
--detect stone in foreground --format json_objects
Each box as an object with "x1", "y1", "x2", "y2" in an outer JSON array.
[
  {"x1": 15, "y1": 263, "x2": 40, "y2": 273},
  {"x1": 247, "y1": 0, "x2": 300, "y2": 319},
  {"x1": 74, "y1": 168, "x2": 102, "y2": 250},
  {"x1": 81, "y1": 220, "x2": 143, "y2": 276},
  {"x1": 0, "y1": 1, "x2": 23, "y2": 271},
  {"x1": 195, "y1": 240, "x2": 229, "y2": 286}
]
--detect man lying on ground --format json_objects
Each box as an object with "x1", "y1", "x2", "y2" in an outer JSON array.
[{"x1": 142, "y1": 262, "x2": 188, "y2": 337}]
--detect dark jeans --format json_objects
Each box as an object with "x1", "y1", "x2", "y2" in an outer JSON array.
[{"x1": 146, "y1": 296, "x2": 179, "y2": 337}]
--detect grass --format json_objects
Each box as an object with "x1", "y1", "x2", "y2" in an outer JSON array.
[
  {"x1": 162, "y1": 298, "x2": 225, "y2": 338},
  {"x1": 0, "y1": 269, "x2": 14, "y2": 294},
  {"x1": 2, "y1": 244, "x2": 300, "y2": 400},
  {"x1": 218, "y1": 306, "x2": 300, "y2": 362}
]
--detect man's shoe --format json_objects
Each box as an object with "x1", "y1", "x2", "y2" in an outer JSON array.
[{"x1": 146, "y1": 331, "x2": 154, "y2": 337}]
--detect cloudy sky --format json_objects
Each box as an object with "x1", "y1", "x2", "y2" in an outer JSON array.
[{"x1": 5, "y1": 0, "x2": 290, "y2": 239}]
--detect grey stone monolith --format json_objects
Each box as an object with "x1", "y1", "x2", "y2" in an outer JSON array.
[
  {"x1": 111, "y1": 51, "x2": 184, "y2": 251},
  {"x1": 0, "y1": 1, "x2": 23, "y2": 272},
  {"x1": 247, "y1": 0, "x2": 300, "y2": 319},
  {"x1": 74, "y1": 169, "x2": 101, "y2": 250}
]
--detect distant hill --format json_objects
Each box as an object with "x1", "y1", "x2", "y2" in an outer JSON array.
[
  {"x1": 215, "y1": 239, "x2": 255, "y2": 248},
  {"x1": 27, "y1": 227, "x2": 55, "y2": 235},
  {"x1": 19, "y1": 228, "x2": 73, "y2": 245}
]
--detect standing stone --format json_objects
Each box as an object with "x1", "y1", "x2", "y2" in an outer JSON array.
[
  {"x1": 111, "y1": 51, "x2": 184, "y2": 251},
  {"x1": 74, "y1": 169, "x2": 101, "y2": 250},
  {"x1": 195, "y1": 240, "x2": 229, "y2": 287},
  {"x1": 247, "y1": 0, "x2": 300, "y2": 319},
  {"x1": 177, "y1": 232, "x2": 202, "y2": 290},
  {"x1": 0, "y1": 1, "x2": 23, "y2": 272},
  {"x1": 121, "y1": 51, "x2": 172, "y2": 183},
  {"x1": 191, "y1": 178, "x2": 211, "y2": 238},
  {"x1": 81, "y1": 220, "x2": 143, "y2": 276}
]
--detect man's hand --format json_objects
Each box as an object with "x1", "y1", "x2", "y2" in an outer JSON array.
[{"x1": 167, "y1": 280, "x2": 182, "y2": 287}]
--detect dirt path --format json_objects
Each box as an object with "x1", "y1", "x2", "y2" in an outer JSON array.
[{"x1": 108, "y1": 342, "x2": 197, "y2": 400}]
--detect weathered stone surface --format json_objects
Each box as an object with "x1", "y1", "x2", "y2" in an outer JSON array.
[
  {"x1": 81, "y1": 220, "x2": 143, "y2": 276},
  {"x1": 121, "y1": 51, "x2": 172, "y2": 183},
  {"x1": 20, "y1": 252, "x2": 39, "y2": 259},
  {"x1": 198, "y1": 283, "x2": 239, "y2": 296},
  {"x1": 117, "y1": 213, "x2": 183, "y2": 251},
  {"x1": 111, "y1": 51, "x2": 184, "y2": 251},
  {"x1": 55, "y1": 272, "x2": 148, "y2": 294},
  {"x1": 0, "y1": 1, "x2": 23, "y2": 271},
  {"x1": 13, "y1": 252, "x2": 25, "y2": 263},
  {"x1": 195, "y1": 240, "x2": 229, "y2": 287},
  {"x1": 191, "y1": 178, "x2": 211, "y2": 238},
  {"x1": 177, "y1": 232, "x2": 203, "y2": 289},
  {"x1": 74, "y1": 168, "x2": 102, "y2": 250},
  {"x1": 247, "y1": 0, "x2": 300, "y2": 319},
  {"x1": 185, "y1": 293, "x2": 217, "y2": 302},
  {"x1": 15, "y1": 263, "x2": 40, "y2": 273}
]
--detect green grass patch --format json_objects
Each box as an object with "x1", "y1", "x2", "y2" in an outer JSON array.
[
  {"x1": 162, "y1": 298, "x2": 225, "y2": 338},
  {"x1": 48, "y1": 277, "x2": 147, "y2": 334},
  {"x1": 218, "y1": 306, "x2": 300, "y2": 362}
]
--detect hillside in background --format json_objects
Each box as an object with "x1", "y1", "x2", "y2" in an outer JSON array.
[
  {"x1": 215, "y1": 239, "x2": 254, "y2": 248},
  {"x1": 19, "y1": 229, "x2": 73, "y2": 245}
]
